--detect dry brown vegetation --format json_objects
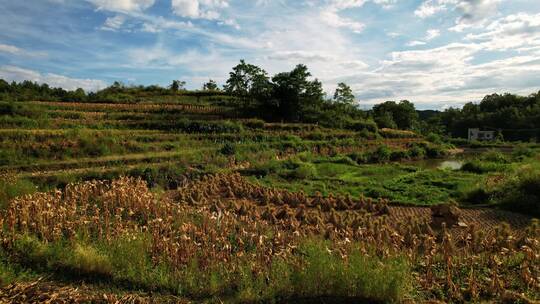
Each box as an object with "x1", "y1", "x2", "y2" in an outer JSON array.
[{"x1": 1, "y1": 174, "x2": 538, "y2": 302}]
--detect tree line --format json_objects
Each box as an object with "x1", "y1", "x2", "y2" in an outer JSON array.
[{"x1": 1, "y1": 61, "x2": 539, "y2": 140}]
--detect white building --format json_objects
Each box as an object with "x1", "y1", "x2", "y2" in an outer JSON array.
[{"x1": 468, "y1": 128, "x2": 495, "y2": 141}]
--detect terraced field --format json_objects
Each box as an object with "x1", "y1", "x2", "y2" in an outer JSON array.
[
  {"x1": 0, "y1": 100, "x2": 426, "y2": 188},
  {"x1": 1, "y1": 100, "x2": 539, "y2": 303}
]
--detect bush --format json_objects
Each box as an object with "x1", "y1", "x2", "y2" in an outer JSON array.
[
  {"x1": 408, "y1": 144, "x2": 426, "y2": 159},
  {"x1": 292, "y1": 162, "x2": 317, "y2": 179},
  {"x1": 348, "y1": 152, "x2": 369, "y2": 164},
  {"x1": 379, "y1": 128, "x2": 418, "y2": 139},
  {"x1": 346, "y1": 119, "x2": 378, "y2": 133},
  {"x1": 464, "y1": 165, "x2": 540, "y2": 217},
  {"x1": 0, "y1": 175, "x2": 36, "y2": 210},
  {"x1": 220, "y1": 142, "x2": 236, "y2": 156},
  {"x1": 242, "y1": 118, "x2": 265, "y2": 129},
  {"x1": 426, "y1": 133, "x2": 443, "y2": 144},
  {"x1": 481, "y1": 149, "x2": 509, "y2": 163},
  {"x1": 512, "y1": 144, "x2": 535, "y2": 160},
  {"x1": 370, "y1": 145, "x2": 392, "y2": 163},
  {"x1": 461, "y1": 160, "x2": 506, "y2": 174},
  {"x1": 68, "y1": 244, "x2": 113, "y2": 277},
  {"x1": 424, "y1": 144, "x2": 447, "y2": 158},
  {"x1": 496, "y1": 168, "x2": 540, "y2": 217},
  {"x1": 288, "y1": 240, "x2": 410, "y2": 302}
]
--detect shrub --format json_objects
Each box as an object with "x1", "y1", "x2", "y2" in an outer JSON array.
[
  {"x1": 496, "y1": 167, "x2": 540, "y2": 217},
  {"x1": 379, "y1": 128, "x2": 418, "y2": 139},
  {"x1": 426, "y1": 133, "x2": 443, "y2": 144},
  {"x1": 0, "y1": 102, "x2": 15, "y2": 115},
  {"x1": 292, "y1": 162, "x2": 317, "y2": 179},
  {"x1": 370, "y1": 145, "x2": 392, "y2": 163},
  {"x1": 0, "y1": 175, "x2": 36, "y2": 210},
  {"x1": 348, "y1": 152, "x2": 369, "y2": 164},
  {"x1": 242, "y1": 118, "x2": 265, "y2": 129},
  {"x1": 408, "y1": 144, "x2": 426, "y2": 159},
  {"x1": 346, "y1": 119, "x2": 378, "y2": 133},
  {"x1": 461, "y1": 160, "x2": 506, "y2": 174},
  {"x1": 68, "y1": 243, "x2": 113, "y2": 277},
  {"x1": 424, "y1": 144, "x2": 447, "y2": 158},
  {"x1": 463, "y1": 165, "x2": 540, "y2": 216},
  {"x1": 220, "y1": 142, "x2": 236, "y2": 156},
  {"x1": 305, "y1": 131, "x2": 326, "y2": 141},
  {"x1": 481, "y1": 149, "x2": 509, "y2": 163},
  {"x1": 289, "y1": 240, "x2": 410, "y2": 302},
  {"x1": 512, "y1": 144, "x2": 534, "y2": 160}
]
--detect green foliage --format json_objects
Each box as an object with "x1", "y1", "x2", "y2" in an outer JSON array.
[
  {"x1": 512, "y1": 144, "x2": 535, "y2": 160},
  {"x1": 0, "y1": 176, "x2": 36, "y2": 210},
  {"x1": 373, "y1": 100, "x2": 418, "y2": 130},
  {"x1": 68, "y1": 243, "x2": 113, "y2": 277},
  {"x1": 291, "y1": 162, "x2": 318, "y2": 179},
  {"x1": 436, "y1": 91, "x2": 540, "y2": 141},
  {"x1": 242, "y1": 118, "x2": 265, "y2": 129},
  {"x1": 169, "y1": 80, "x2": 186, "y2": 92},
  {"x1": 480, "y1": 149, "x2": 509, "y2": 163},
  {"x1": 289, "y1": 240, "x2": 410, "y2": 301},
  {"x1": 333, "y1": 82, "x2": 355, "y2": 105},
  {"x1": 369, "y1": 145, "x2": 392, "y2": 163},
  {"x1": 270, "y1": 64, "x2": 325, "y2": 122},
  {"x1": 465, "y1": 164, "x2": 540, "y2": 217},
  {"x1": 461, "y1": 160, "x2": 508, "y2": 174},
  {"x1": 202, "y1": 79, "x2": 219, "y2": 92},
  {"x1": 426, "y1": 132, "x2": 443, "y2": 144},
  {"x1": 345, "y1": 119, "x2": 378, "y2": 133},
  {"x1": 224, "y1": 59, "x2": 271, "y2": 108},
  {"x1": 219, "y1": 142, "x2": 236, "y2": 156}
]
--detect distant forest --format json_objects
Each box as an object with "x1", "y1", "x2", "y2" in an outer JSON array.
[{"x1": 1, "y1": 61, "x2": 539, "y2": 141}]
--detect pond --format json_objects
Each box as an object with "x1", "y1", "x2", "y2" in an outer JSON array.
[{"x1": 408, "y1": 158, "x2": 465, "y2": 170}]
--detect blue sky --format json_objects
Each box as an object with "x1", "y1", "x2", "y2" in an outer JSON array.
[{"x1": 0, "y1": 0, "x2": 539, "y2": 109}]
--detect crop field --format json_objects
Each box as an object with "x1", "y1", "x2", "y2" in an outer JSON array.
[{"x1": 1, "y1": 99, "x2": 539, "y2": 303}]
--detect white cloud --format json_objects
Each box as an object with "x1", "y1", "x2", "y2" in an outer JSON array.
[
  {"x1": 101, "y1": 15, "x2": 126, "y2": 31},
  {"x1": 339, "y1": 60, "x2": 369, "y2": 69},
  {"x1": 0, "y1": 44, "x2": 22, "y2": 55},
  {"x1": 407, "y1": 40, "x2": 427, "y2": 46},
  {"x1": 466, "y1": 13, "x2": 540, "y2": 50},
  {"x1": 171, "y1": 0, "x2": 229, "y2": 20},
  {"x1": 406, "y1": 29, "x2": 441, "y2": 46},
  {"x1": 415, "y1": 0, "x2": 501, "y2": 32},
  {"x1": 267, "y1": 51, "x2": 335, "y2": 62},
  {"x1": 87, "y1": 0, "x2": 155, "y2": 13},
  {"x1": 451, "y1": 0, "x2": 500, "y2": 31},
  {"x1": 373, "y1": 0, "x2": 397, "y2": 9},
  {"x1": 320, "y1": 9, "x2": 365, "y2": 33},
  {"x1": 327, "y1": 0, "x2": 369, "y2": 10},
  {"x1": 0, "y1": 44, "x2": 47, "y2": 57},
  {"x1": 0, "y1": 65, "x2": 106, "y2": 92},
  {"x1": 425, "y1": 29, "x2": 440, "y2": 40},
  {"x1": 139, "y1": 16, "x2": 193, "y2": 33},
  {"x1": 319, "y1": 1, "x2": 368, "y2": 33},
  {"x1": 414, "y1": 0, "x2": 448, "y2": 18},
  {"x1": 342, "y1": 38, "x2": 540, "y2": 106}
]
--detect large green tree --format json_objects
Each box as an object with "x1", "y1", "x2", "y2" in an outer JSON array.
[
  {"x1": 333, "y1": 82, "x2": 355, "y2": 105},
  {"x1": 373, "y1": 100, "x2": 418, "y2": 130},
  {"x1": 270, "y1": 64, "x2": 325, "y2": 122},
  {"x1": 224, "y1": 60, "x2": 271, "y2": 108},
  {"x1": 202, "y1": 79, "x2": 219, "y2": 91}
]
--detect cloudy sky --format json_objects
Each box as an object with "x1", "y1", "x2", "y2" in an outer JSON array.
[{"x1": 0, "y1": 0, "x2": 539, "y2": 109}]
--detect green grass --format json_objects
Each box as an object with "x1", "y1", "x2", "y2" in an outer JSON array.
[
  {"x1": 464, "y1": 161, "x2": 540, "y2": 217},
  {"x1": 249, "y1": 157, "x2": 480, "y2": 206},
  {"x1": 3, "y1": 234, "x2": 410, "y2": 303},
  {"x1": 0, "y1": 176, "x2": 36, "y2": 210}
]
